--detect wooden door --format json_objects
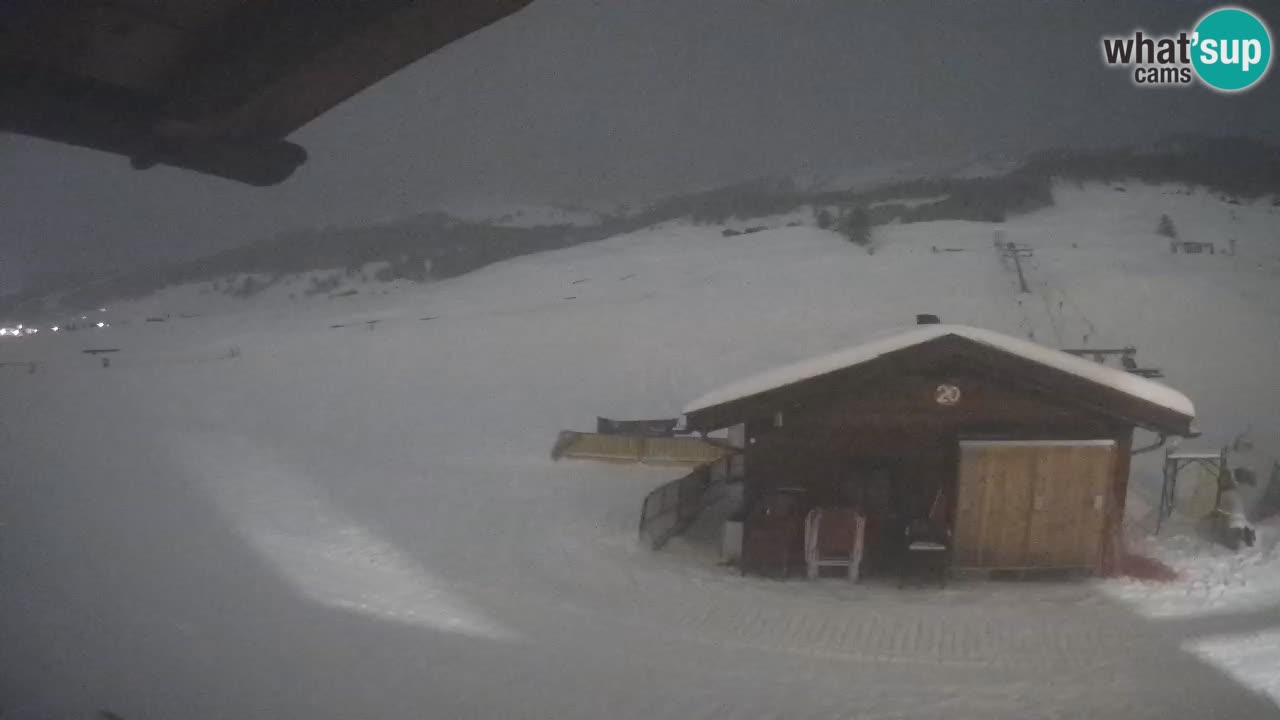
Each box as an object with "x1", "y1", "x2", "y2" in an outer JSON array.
[{"x1": 954, "y1": 440, "x2": 1115, "y2": 571}]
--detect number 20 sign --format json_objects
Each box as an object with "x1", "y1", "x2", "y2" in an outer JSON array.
[{"x1": 934, "y1": 384, "x2": 962, "y2": 406}]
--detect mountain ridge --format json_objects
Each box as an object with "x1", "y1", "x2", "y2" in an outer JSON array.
[{"x1": 4, "y1": 134, "x2": 1277, "y2": 319}]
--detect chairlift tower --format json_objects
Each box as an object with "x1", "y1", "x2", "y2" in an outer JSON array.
[{"x1": 999, "y1": 241, "x2": 1034, "y2": 293}]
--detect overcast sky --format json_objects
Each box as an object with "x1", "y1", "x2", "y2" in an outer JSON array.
[{"x1": 3, "y1": 0, "x2": 1279, "y2": 290}]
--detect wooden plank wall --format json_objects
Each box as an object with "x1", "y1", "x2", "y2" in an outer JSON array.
[
  {"x1": 1100, "y1": 429, "x2": 1134, "y2": 575},
  {"x1": 953, "y1": 442, "x2": 1117, "y2": 572},
  {"x1": 719, "y1": 368, "x2": 1147, "y2": 577}
]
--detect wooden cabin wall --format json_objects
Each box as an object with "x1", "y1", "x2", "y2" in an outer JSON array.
[
  {"x1": 745, "y1": 377, "x2": 1120, "y2": 495},
  {"x1": 732, "y1": 366, "x2": 1151, "y2": 577},
  {"x1": 744, "y1": 422, "x2": 952, "y2": 517},
  {"x1": 1100, "y1": 428, "x2": 1135, "y2": 575}
]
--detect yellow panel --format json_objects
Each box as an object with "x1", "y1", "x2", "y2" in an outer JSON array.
[
  {"x1": 555, "y1": 433, "x2": 728, "y2": 465},
  {"x1": 955, "y1": 441, "x2": 1115, "y2": 571},
  {"x1": 1025, "y1": 447, "x2": 1059, "y2": 567},
  {"x1": 953, "y1": 446, "x2": 988, "y2": 566},
  {"x1": 563, "y1": 434, "x2": 644, "y2": 461},
  {"x1": 1076, "y1": 448, "x2": 1114, "y2": 568},
  {"x1": 990, "y1": 448, "x2": 1034, "y2": 567},
  {"x1": 640, "y1": 437, "x2": 729, "y2": 464},
  {"x1": 976, "y1": 447, "x2": 1009, "y2": 565},
  {"x1": 1177, "y1": 466, "x2": 1221, "y2": 520},
  {"x1": 1054, "y1": 447, "x2": 1087, "y2": 567}
]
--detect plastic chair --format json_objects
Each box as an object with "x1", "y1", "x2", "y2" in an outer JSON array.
[{"x1": 805, "y1": 508, "x2": 866, "y2": 581}]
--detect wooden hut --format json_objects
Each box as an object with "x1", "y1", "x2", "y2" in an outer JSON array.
[{"x1": 681, "y1": 323, "x2": 1195, "y2": 579}]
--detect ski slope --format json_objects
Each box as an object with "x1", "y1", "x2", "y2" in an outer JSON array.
[{"x1": 2, "y1": 182, "x2": 1279, "y2": 719}]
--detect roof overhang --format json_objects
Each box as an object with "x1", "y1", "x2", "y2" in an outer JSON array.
[
  {"x1": 1, "y1": 0, "x2": 535, "y2": 185},
  {"x1": 682, "y1": 327, "x2": 1196, "y2": 437}
]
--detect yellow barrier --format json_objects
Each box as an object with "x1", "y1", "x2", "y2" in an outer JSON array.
[{"x1": 551, "y1": 431, "x2": 729, "y2": 466}]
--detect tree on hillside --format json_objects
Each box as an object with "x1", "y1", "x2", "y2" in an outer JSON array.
[
  {"x1": 1156, "y1": 214, "x2": 1178, "y2": 240},
  {"x1": 815, "y1": 207, "x2": 834, "y2": 230},
  {"x1": 231, "y1": 275, "x2": 265, "y2": 298},
  {"x1": 838, "y1": 206, "x2": 871, "y2": 247}
]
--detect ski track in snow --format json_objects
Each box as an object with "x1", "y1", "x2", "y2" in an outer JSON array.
[{"x1": 2, "y1": 182, "x2": 1279, "y2": 719}]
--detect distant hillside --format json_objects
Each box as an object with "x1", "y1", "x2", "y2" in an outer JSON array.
[
  {"x1": 440, "y1": 203, "x2": 606, "y2": 228},
  {"x1": 4, "y1": 134, "x2": 1278, "y2": 318},
  {"x1": 11, "y1": 212, "x2": 633, "y2": 317},
  {"x1": 627, "y1": 135, "x2": 1280, "y2": 229},
  {"x1": 1017, "y1": 137, "x2": 1280, "y2": 201}
]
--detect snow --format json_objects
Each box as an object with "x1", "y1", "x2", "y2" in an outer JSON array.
[
  {"x1": 1187, "y1": 628, "x2": 1280, "y2": 705},
  {"x1": 2, "y1": 180, "x2": 1280, "y2": 718},
  {"x1": 1104, "y1": 523, "x2": 1280, "y2": 620},
  {"x1": 1101, "y1": 522, "x2": 1280, "y2": 705},
  {"x1": 684, "y1": 323, "x2": 1196, "y2": 421}
]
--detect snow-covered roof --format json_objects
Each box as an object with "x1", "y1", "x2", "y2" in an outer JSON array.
[{"x1": 683, "y1": 324, "x2": 1195, "y2": 420}]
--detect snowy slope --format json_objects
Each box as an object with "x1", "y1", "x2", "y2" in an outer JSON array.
[{"x1": 2, "y1": 181, "x2": 1280, "y2": 719}]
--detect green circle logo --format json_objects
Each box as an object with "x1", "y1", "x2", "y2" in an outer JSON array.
[{"x1": 1192, "y1": 7, "x2": 1272, "y2": 91}]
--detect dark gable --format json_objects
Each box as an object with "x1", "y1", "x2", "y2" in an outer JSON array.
[{"x1": 684, "y1": 333, "x2": 1193, "y2": 437}]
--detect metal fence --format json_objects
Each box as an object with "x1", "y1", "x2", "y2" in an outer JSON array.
[{"x1": 637, "y1": 454, "x2": 734, "y2": 550}]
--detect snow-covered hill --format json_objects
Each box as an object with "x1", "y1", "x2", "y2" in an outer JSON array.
[{"x1": 2, "y1": 181, "x2": 1280, "y2": 718}]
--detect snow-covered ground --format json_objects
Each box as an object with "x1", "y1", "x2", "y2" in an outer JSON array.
[{"x1": 2, "y1": 182, "x2": 1279, "y2": 718}]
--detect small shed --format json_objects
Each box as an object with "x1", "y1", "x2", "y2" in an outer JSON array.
[{"x1": 681, "y1": 323, "x2": 1195, "y2": 578}]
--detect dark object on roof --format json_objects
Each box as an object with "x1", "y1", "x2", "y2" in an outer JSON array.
[
  {"x1": 597, "y1": 417, "x2": 679, "y2": 438},
  {"x1": 1121, "y1": 355, "x2": 1164, "y2": 378},
  {"x1": 1, "y1": 0, "x2": 534, "y2": 185},
  {"x1": 1062, "y1": 346, "x2": 1137, "y2": 359},
  {"x1": 916, "y1": 314, "x2": 940, "y2": 325}
]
